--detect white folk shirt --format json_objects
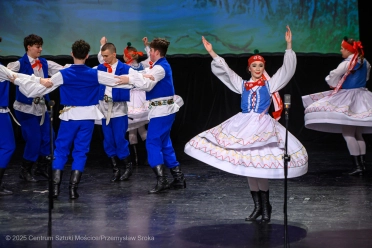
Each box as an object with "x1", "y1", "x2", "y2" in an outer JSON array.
[
  {"x1": 7, "y1": 56, "x2": 65, "y2": 116},
  {"x1": 0, "y1": 65, "x2": 43, "y2": 114},
  {"x1": 210, "y1": 49, "x2": 297, "y2": 95},
  {"x1": 127, "y1": 59, "x2": 183, "y2": 120},
  {"x1": 96, "y1": 60, "x2": 128, "y2": 119},
  {"x1": 13, "y1": 66, "x2": 133, "y2": 121}
]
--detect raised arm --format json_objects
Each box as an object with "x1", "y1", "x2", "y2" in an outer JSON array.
[
  {"x1": 202, "y1": 36, "x2": 243, "y2": 94},
  {"x1": 268, "y1": 26, "x2": 297, "y2": 93},
  {"x1": 97, "y1": 36, "x2": 107, "y2": 64}
]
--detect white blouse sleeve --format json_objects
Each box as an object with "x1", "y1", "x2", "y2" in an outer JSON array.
[
  {"x1": 211, "y1": 56, "x2": 243, "y2": 94},
  {"x1": 268, "y1": 49, "x2": 297, "y2": 93},
  {"x1": 14, "y1": 73, "x2": 63, "y2": 98},
  {"x1": 140, "y1": 46, "x2": 151, "y2": 69},
  {"x1": 128, "y1": 66, "x2": 165, "y2": 91},
  {"x1": 325, "y1": 60, "x2": 349, "y2": 88},
  {"x1": 97, "y1": 70, "x2": 133, "y2": 89},
  {"x1": 47, "y1": 60, "x2": 66, "y2": 76},
  {"x1": 7, "y1": 61, "x2": 20, "y2": 72}
]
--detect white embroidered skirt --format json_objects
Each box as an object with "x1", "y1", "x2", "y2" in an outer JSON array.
[
  {"x1": 128, "y1": 89, "x2": 149, "y2": 131},
  {"x1": 184, "y1": 112, "x2": 308, "y2": 179},
  {"x1": 303, "y1": 88, "x2": 372, "y2": 133}
]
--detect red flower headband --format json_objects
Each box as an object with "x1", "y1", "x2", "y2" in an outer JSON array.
[{"x1": 248, "y1": 54, "x2": 265, "y2": 66}]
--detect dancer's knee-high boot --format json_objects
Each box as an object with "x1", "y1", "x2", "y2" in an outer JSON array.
[
  {"x1": 19, "y1": 159, "x2": 38, "y2": 182},
  {"x1": 0, "y1": 168, "x2": 13, "y2": 196},
  {"x1": 34, "y1": 155, "x2": 51, "y2": 179},
  {"x1": 169, "y1": 166, "x2": 186, "y2": 189},
  {"x1": 349, "y1": 155, "x2": 363, "y2": 176},
  {"x1": 52, "y1": 170, "x2": 63, "y2": 198},
  {"x1": 260, "y1": 190, "x2": 272, "y2": 223},
  {"x1": 69, "y1": 170, "x2": 82, "y2": 199},
  {"x1": 120, "y1": 156, "x2": 133, "y2": 181},
  {"x1": 110, "y1": 156, "x2": 120, "y2": 182},
  {"x1": 359, "y1": 155, "x2": 366, "y2": 171},
  {"x1": 245, "y1": 191, "x2": 262, "y2": 221},
  {"x1": 130, "y1": 144, "x2": 139, "y2": 167},
  {"x1": 148, "y1": 165, "x2": 169, "y2": 194}
]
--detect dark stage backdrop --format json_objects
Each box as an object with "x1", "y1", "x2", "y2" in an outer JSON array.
[{"x1": 1, "y1": 0, "x2": 371, "y2": 147}]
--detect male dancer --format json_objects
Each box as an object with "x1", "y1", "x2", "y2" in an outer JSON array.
[
  {"x1": 115, "y1": 38, "x2": 186, "y2": 193},
  {"x1": 7, "y1": 34, "x2": 64, "y2": 181},
  {"x1": 12, "y1": 40, "x2": 133, "y2": 199},
  {"x1": 0, "y1": 37, "x2": 15, "y2": 195},
  {"x1": 97, "y1": 40, "x2": 133, "y2": 182}
]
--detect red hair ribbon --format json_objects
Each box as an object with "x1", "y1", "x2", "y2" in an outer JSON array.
[{"x1": 353, "y1": 41, "x2": 364, "y2": 56}]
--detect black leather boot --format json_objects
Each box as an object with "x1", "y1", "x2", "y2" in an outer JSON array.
[
  {"x1": 34, "y1": 155, "x2": 51, "y2": 179},
  {"x1": 169, "y1": 166, "x2": 186, "y2": 189},
  {"x1": 349, "y1": 155, "x2": 363, "y2": 176},
  {"x1": 119, "y1": 156, "x2": 133, "y2": 181},
  {"x1": 19, "y1": 159, "x2": 38, "y2": 182},
  {"x1": 260, "y1": 190, "x2": 272, "y2": 223},
  {"x1": 245, "y1": 191, "x2": 262, "y2": 221},
  {"x1": 148, "y1": 165, "x2": 170, "y2": 194},
  {"x1": 69, "y1": 170, "x2": 82, "y2": 199},
  {"x1": 0, "y1": 168, "x2": 13, "y2": 196},
  {"x1": 110, "y1": 156, "x2": 121, "y2": 182},
  {"x1": 359, "y1": 154, "x2": 366, "y2": 171},
  {"x1": 52, "y1": 170, "x2": 63, "y2": 198},
  {"x1": 130, "y1": 144, "x2": 139, "y2": 167}
]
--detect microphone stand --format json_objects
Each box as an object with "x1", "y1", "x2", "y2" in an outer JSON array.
[
  {"x1": 283, "y1": 98, "x2": 291, "y2": 248},
  {"x1": 47, "y1": 100, "x2": 55, "y2": 248}
]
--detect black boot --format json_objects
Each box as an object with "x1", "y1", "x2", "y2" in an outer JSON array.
[
  {"x1": 130, "y1": 144, "x2": 139, "y2": 167},
  {"x1": 148, "y1": 165, "x2": 170, "y2": 194},
  {"x1": 349, "y1": 155, "x2": 363, "y2": 176},
  {"x1": 169, "y1": 166, "x2": 186, "y2": 189},
  {"x1": 52, "y1": 170, "x2": 63, "y2": 198},
  {"x1": 119, "y1": 156, "x2": 133, "y2": 181},
  {"x1": 245, "y1": 191, "x2": 262, "y2": 221},
  {"x1": 110, "y1": 156, "x2": 121, "y2": 182},
  {"x1": 360, "y1": 154, "x2": 366, "y2": 171},
  {"x1": 19, "y1": 159, "x2": 38, "y2": 182},
  {"x1": 260, "y1": 190, "x2": 272, "y2": 223},
  {"x1": 34, "y1": 155, "x2": 51, "y2": 179},
  {"x1": 0, "y1": 168, "x2": 13, "y2": 196},
  {"x1": 69, "y1": 170, "x2": 82, "y2": 199}
]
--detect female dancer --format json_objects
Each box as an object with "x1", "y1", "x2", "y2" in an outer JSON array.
[
  {"x1": 303, "y1": 37, "x2": 371, "y2": 176},
  {"x1": 123, "y1": 38, "x2": 150, "y2": 166},
  {"x1": 185, "y1": 26, "x2": 308, "y2": 223}
]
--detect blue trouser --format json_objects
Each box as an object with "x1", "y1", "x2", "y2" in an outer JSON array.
[
  {"x1": 146, "y1": 114, "x2": 179, "y2": 168},
  {"x1": 15, "y1": 110, "x2": 53, "y2": 162},
  {"x1": 102, "y1": 115, "x2": 129, "y2": 159},
  {"x1": 0, "y1": 113, "x2": 16, "y2": 168},
  {"x1": 53, "y1": 120, "x2": 94, "y2": 172}
]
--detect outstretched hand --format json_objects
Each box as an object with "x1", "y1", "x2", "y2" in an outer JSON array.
[
  {"x1": 202, "y1": 36, "x2": 217, "y2": 58},
  {"x1": 7, "y1": 74, "x2": 16, "y2": 84},
  {"x1": 142, "y1": 37, "x2": 149, "y2": 46},
  {"x1": 100, "y1": 36, "x2": 107, "y2": 46},
  {"x1": 40, "y1": 78, "x2": 53, "y2": 88},
  {"x1": 202, "y1": 36, "x2": 213, "y2": 53},
  {"x1": 115, "y1": 75, "x2": 129, "y2": 84},
  {"x1": 285, "y1": 25, "x2": 292, "y2": 50}
]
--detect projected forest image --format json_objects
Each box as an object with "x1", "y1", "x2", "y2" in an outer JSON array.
[{"x1": 0, "y1": 0, "x2": 359, "y2": 55}]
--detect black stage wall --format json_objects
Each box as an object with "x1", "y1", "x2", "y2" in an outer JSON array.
[{"x1": 1, "y1": 0, "x2": 371, "y2": 147}]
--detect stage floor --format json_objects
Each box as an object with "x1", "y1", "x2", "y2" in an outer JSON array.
[{"x1": 1, "y1": 137, "x2": 372, "y2": 248}]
